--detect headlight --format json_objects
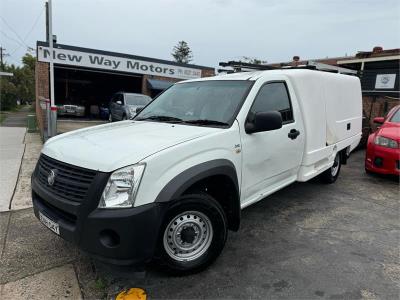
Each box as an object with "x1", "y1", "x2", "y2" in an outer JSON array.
[
  {"x1": 99, "y1": 164, "x2": 145, "y2": 208},
  {"x1": 374, "y1": 136, "x2": 398, "y2": 148}
]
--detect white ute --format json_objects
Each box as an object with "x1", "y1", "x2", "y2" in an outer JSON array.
[{"x1": 32, "y1": 69, "x2": 362, "y2": 274}]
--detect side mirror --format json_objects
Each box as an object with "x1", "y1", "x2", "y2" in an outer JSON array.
[
  {"x1": 245, "y1": 111, "x2": 283, "y2": 134},
  {"x1": 373, "y1": 117, "x2": 384, "y2": 124},
  {"x1": 116, "y1": 100, "x2": 123, "y2": 105}
]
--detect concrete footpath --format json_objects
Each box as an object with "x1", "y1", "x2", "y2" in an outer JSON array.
[
  {"x1": 0, "y1": 127, "x2": 26, "y2": 212},
  {"x1": 0, "y1": 105, "x2": 34, "y2": 211},
  {"x1": 0, "y1": 129, "x2": 85, "y2": 299},
  {"x1": 0, "y1": 109, "x2": 85, "y2": 299}
]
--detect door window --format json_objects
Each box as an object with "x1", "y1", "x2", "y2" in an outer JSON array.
[{"x1": 248, "y1": 82, "x2": 294, "y2": 124}]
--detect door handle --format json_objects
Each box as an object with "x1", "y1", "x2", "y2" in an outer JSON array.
[{"x1": 288, "y1": 129, "x2": 300, "y2": 140}]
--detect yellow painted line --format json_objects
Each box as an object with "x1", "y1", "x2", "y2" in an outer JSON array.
[{"x1": 116, "y1": 288, "x2": 147, "y2": 300}]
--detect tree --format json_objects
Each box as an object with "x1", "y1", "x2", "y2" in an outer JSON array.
[
  {"x1": 240, "y1": 56, "x2": 268, "y2": 65},
  {"x1": 171, "y1": 41, "x2": 193, "y2": 64},
  {"x1": 0, "y1": 53, "x2": 35, "y2": 110}
]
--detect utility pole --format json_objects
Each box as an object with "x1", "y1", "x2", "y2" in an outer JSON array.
[
  {"x1": 0, "y1": 47, "x2": 6, "y2": 69},
  {"x1": 46, "y1": 0, "x2": 57, "y2": 137}
]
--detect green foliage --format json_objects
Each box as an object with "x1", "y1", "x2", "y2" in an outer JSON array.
[
  {"x1": 240, "y1": 56, "x2": 268, "y2": 65},
  {"x1": 171, "y1": 41, "x2": 193, "y2": 64},
  {"x1": 0, "y1": 53, "x2": 35, "y2": 111}
]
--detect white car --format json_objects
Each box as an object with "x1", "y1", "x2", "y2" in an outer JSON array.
[
  {"x1": 32, "y1": 69, "x2": 362, "y2": 274},
  {"x1": 57, "y1": 104, "x2": 85, "y2": 117},
  {"x1": 109, "y1": 92, "x2": 152, "y2": 121}
]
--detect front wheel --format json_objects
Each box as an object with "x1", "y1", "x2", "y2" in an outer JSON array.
[
  {"x1": 157, "y1": 194, "x2": 228, "y2": 275},
  {"x1": 320, "y1": 153, "x2": 341, "y2": 183}
]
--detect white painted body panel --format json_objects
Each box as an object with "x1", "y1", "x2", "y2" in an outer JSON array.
[
  {"x1": 42, "y1": 121, "x2": 220, "y2": 172},
  {"x1": 134, "y1": 123, "x2": 241, "y2": 207}
]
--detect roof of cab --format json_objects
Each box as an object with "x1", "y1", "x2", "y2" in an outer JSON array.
[
  {"x1": 180, "y1": 69, "x2": 357, "y2": 83},
  {"x1": 180, "y1": 71, "x2": 264, "y2": 82}
]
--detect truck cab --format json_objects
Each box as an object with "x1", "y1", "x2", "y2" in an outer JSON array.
[{"x1": 32, "y1": 69, "x2": 362, "y2": 274}]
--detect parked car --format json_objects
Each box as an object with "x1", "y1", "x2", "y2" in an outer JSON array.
[
  {"x1": 57, "y1": 104, "x2": 85, "y2": 117},
  {"x1": 31, "y1": 70, "x2": 362, "y2": 274},
  {"x1": 365, "y1": 105, "x2": 400, "y2": 176},
  {"x1": 109, "y1": 92, "x2": 152, "y2": 121}
]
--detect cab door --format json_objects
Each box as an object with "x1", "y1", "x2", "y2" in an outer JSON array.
[{"x1": 240, "y1": 80, "x2": 305, "y2": 207}]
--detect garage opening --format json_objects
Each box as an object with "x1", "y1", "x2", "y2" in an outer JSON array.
[{"x1": 54, "y1": 66, "x2": 143, "y2": 120}]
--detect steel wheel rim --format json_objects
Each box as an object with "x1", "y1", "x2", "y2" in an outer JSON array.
[
  {"x1": 163, "y1": 211, "x2": 213, "y2": 262},
  {"x1": 331, "y1": 154, "x2": 340, "y2": 177}
]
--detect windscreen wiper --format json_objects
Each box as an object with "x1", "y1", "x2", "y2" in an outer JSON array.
[
  {"x1": 184, "y1": 119, "x2": 229, "y2": 126},
  {"x1": 136, "y1": 115, "x2": 183, "y2": 123}
]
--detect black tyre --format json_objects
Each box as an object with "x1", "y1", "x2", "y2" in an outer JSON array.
[
  {"x1": 320, "y1": 153, "x2": 341, "y2": 183},
  {"x1": 157, "y1": 194, "x2": 228, "y2": 275}
]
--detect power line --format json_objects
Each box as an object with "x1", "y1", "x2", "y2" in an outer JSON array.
[
  {"x1": 0, "y1": 29, "x2": 26, "y2": 47},
  {"x1": 0, "y1": 16, "x2": 29, "y2": 48},
  {"x1": 0, "y1": 8, "x2": 44, "y2": 55},
  {"x1": 22, "y1": 8, "x2": 45, "y2": 44}
]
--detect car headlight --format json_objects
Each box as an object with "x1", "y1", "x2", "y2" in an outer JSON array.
[
  {"x1": 99, "y1": 164, "x2": 145, "y2": 208},
  {"x1": 374, "y1": 136, "x2": 398, "y2": 148}
]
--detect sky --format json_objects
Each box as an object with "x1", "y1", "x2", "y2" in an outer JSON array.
[{"x1": 0, "y1": 0, "x2": 399, "y2": 68}]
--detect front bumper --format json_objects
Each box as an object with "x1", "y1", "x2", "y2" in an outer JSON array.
[
  {"x1": 32, "y1": 173, "x2": 164, "y2": 265},
  {"x1": 365, "y1": 144, "x2": 400, "y2": 176}
]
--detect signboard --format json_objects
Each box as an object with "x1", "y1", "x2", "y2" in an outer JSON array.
[
  {"x1": 375, "y1": 74, "x2": 396, "y2": 89},
  {"x1": 37, "y1": 45, "x2": 202, "y2": 80}
]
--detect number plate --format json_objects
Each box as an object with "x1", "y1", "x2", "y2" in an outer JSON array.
[{"x1": 39, "y1": 212, "x2": 60, "y2": 235}]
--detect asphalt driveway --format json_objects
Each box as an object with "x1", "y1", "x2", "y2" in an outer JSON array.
[{"x1": 0, "y1": 149, "x2": 399, "y2": 299}]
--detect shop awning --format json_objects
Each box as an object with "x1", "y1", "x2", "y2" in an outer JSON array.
[{"x1": 147, "y1": 79, "x2": 174, "y2": 90}]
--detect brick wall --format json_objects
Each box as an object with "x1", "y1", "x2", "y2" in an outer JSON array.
[
  {"x1": 363, "y1": 95, "x2": 399, "y2": 130},
  {"x1": 35, "y1": 62, "x2": 49, "y2": 139},
  {"x1": 201, "y1": 69, "x2": 215, "y2": 77},
  {"x1": 141, "y1": 75, "x2": 151, "y2": 96},
  {"x1": 360, "y1": 95, "x2": 399, "y2": 145}
]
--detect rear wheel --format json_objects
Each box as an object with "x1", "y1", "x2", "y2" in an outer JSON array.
[
  {"x1": 157, "y1": 194, "x2": 227, "y2": 275},
  {"x1": 320, "y1": 153, "x2": 341, "y2": 183}
]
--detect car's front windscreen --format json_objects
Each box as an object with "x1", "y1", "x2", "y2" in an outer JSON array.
[
  {"x1": 135, "y1": 80, "x2": 253, "y2": 127},
  {"x1": 390, "y1": 109, "x2": 400, "y2": 123},
  {"x1": 126, "y1": 95, "x2": 152, "y2": 106}
]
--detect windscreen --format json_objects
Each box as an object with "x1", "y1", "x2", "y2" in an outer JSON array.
[
  {"x1": 390, "y1": 109, "x2": 400, "y2": 123},
  {"x1": 125, "y1": 94, "x2": 152, "y2": 106},
  {"x1": 135, "y1": 80, "x2": 253, "y2": 126}
]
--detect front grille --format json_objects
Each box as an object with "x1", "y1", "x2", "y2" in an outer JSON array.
[{"x1": 36, "y1": 154, "x2": 97, "y2": 202}]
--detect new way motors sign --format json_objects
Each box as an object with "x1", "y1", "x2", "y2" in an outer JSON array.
[{"x1": 37, "y1": 45, "x2": 202, "y2": 80}]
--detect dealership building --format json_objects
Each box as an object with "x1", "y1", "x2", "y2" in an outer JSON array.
[{"x1": 35, "y1": 41, "x2": 215, "y2": 134}]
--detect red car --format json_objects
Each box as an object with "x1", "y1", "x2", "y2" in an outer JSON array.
[{"x1": 365, "y1": 105, "x2": 400, "y2": 176}]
